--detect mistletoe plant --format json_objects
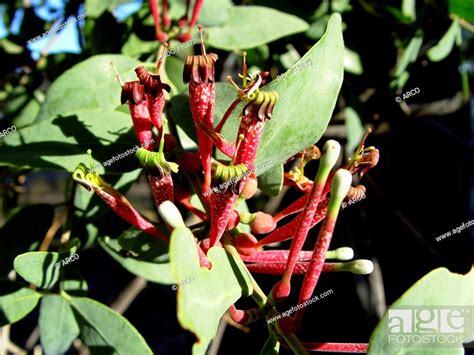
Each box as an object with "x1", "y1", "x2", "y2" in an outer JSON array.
[{"x1": 67, "y1": 21, "x2": 380, "y2": 354}]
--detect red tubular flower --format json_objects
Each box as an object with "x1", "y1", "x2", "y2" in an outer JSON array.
[
  {"x1": 135, "y1": 62, "x2": 171, "y2": 145},
  {"x1": 149, "y1": 0, "x2": 168, "y2": 42},
  {"x1": 255, "y1": 198, "x2": 329, "y2": 248},
  {"x1": 279, "y1": 341, "x2": 368, "y2": 353},
  {"x1": 135, "y1": 120, "x2": 179, "y2": 207},
  {"x1": 240, "y1": 247, "x2": 353, "y2": 263},
  {"x1": 183, "y1": 25, "x2": 218, "y2": 194},
  {"x1": 269, "y1": 141, "x2": 340, "y2": 304},
  {"x1": 208, "y1": 162, "x2": 247, "y2": 246},
  {"x1": 246, "y1": 259, "x2": 373, "y2": 275},
  {"x1": 289, "y1": 169, "x2": 353, "y2": 329},
  {"x1": 177, "y1": 0, "x2": 191, "y2": 27},
  {"x1": 178, "y1": 0, "x2": 204, "y2": 41},
  {"x1": 175, "y1": 185, "x2": 208, "y2": 220},
  {"x1": 72, "y1": 162, "x2": 167, "y2": 243},
  {"x1": 161, "y1": 0, "x2": 171, "y2": 28},
  {"x1": 120, "y1": 81, "x2": 155, "y2": 150}
]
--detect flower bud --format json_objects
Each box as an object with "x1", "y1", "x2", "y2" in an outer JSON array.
[
  {"x1": 233, "y1": 233, "x2": 259, "y2": 256},
  {"x1": 240, "y1": 175, "x2": 258, "y2": 199},
  {"x1": 249, "y1": 212, "x2": 276, "y2": 234},
  {"x1": 157, "y1": 201, "x2": 185, "y2": 229}
]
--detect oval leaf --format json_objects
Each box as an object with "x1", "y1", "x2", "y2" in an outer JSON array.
[
  {"x1": 39, "y1": 295, "x2": 80, "y2": 354},
  {"x1": 0, "y1": 109, "x2": 138, "y2": 172},
  {"x1": 207, "y1": 6, "x2": 309, "y2": 51},
  {"x1": 37, "y1": 55, "x2": 141, "y2": 121},
  {"x1": 14, "y1": 241, "x2": 80, "y2": 289},
  {"x1": 67, "y1": 295, "x2": 152, "y2": 354},
  {"x1": 0, "y1": 281, "x2": 41, "y2": 326},
  {"x1": 427, "y1": 20, "x2": 461, "y2": 62},
  {"x1": 170, "y1": 226, "x2": 252, "y2": 354},
  {"x1": 99, "y1": 236, "x2": 175, "y2": 284}
]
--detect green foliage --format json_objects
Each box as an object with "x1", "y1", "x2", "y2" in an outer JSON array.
[
  {"x1": 258, "y1": 164, "x2": 284, "y2": 196},
  {"x1": 427, "y1": 20, "x2": 462, "y2": 62},
  {"x1": 66, "y1": 294, "x2": 153, "y2": 354},
  {"x1": 13, "y1": 240, "x2": 80, "y2": 289},
  {"x1": 99, "y1": 235, "x2": 175, "y2": 284},
  {"x1": 39, "y1": 295, "x2": 80, "y2": 354},
  {"x1": 36, "y1": 55, "x2": 141, "y2": 122},
  {"x1": 0, "y1": 282, "x2": 42, "y2": 327},
  {"x1": 170, "y1": 226, "x2": 252, "y2": 354},
  {"x1": 206, "y1": 6, "x2": 309, "y2": 51},
  {"x1": 368, "y1": 266, "x2": 474, "y2": 354}
]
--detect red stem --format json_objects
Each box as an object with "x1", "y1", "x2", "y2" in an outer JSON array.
[
  {"x1": 255, "y1": 199, "x2": 329, "y2": 248},
  {"x1": 149, "y1": 0, "x2": 167, "y2": 42},
  {"x1": 161, "y1": 0, "x2": 171, "y2": 28},
  {"x1": 247, "y1": 261, "x2": 341, "y2": 275},
  {"x1": 294, "y1": 217, "x2": 337, "y2": 325},
  {"x1": 188, "y1": 0, "x2": 204, "y2": 29},
  {"x1": 280, "y1": 341, "x2": 368, "y2": 353}
]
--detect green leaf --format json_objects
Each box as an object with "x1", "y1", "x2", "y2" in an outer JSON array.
[
  {"x1": 36, "y1": 55, "x2": 141, "y2": 121},
  {"x1": 165, "y1": 56, "x2": 187, "y2": 94},
  {"x1": 427, "y1": 20, "x2": 462, "y2": 62},
  {"x1": 61, "y1": 275, "x2": 89, "y2": 297},
  {"x1": 344, "y1": 48, "x2": 363, "y2": 75},
  {"x1": 39, "y1": 295, "x2": 80, "y2": 354},
  {"x1": 170, "y1": 226, "x2": 252, "y2": 354},
  {"x1": 118, "y1": 228, "x2": 169, "y2": 262},
  {"x1": 206, "y1": 6, "x2": 309, "y2": 51},
  {"x1": 344, "y1": 107, "x2": 365, "y2": 155},
  {"x1": 368, "y1": 266, "x2": 474, "y2": 354},
  {"x1": 280, "y1": 44, "x2": 301, "y2": 69},
  {"x1": 121, "y1": 33, "x2": 157, "y2": 58},
  {"x1": 85, "y1": 0, "x2": 131, "y2": 18},
  {"x1": 198, "y1": 0, "x2": 233, "y2": 27},
  {"x1": 0, "y1": 109, "x2": 139, "y2": 171},
  {"x1": 0, "y1": 204, "x2": 54, "y2": 278},
  {"x1": 249, "y1": 14, "x2": 344, "y2": 174},
  {"x1": 449, "y1": 0, "x2": 474, "y2": 23},
  {"x1": 0, "y1": 281, "x2": 41, "y2": 326},
  {"x1": 99, "y1": 236, "x2": 175, "y2": 284},
  {"x1": 394, "y1": 35, "x2": 423, "y2": 79},
  {"x1": 173, "y1": 15, "x2": 343, "y2": 176},
  {"x1": 14, "y1": 240, "x2": 80, "y2": 289},
  {"x1": 402, "y1": 0, "x2": 416, "y2": 22},
  {"x1": 258, "y1": 164, "x2": 284, "y2": 196},
  {"x1": 67, "y1": 295, "x2": 152, "y2": 354},
  {"x1": 0, "y1": 38, "x2": 24, "y2": 54}
]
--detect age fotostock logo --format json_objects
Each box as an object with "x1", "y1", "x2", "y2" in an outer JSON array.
[{"x1": 387, "y1": 306, "x2": 474, "y2": 348}]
